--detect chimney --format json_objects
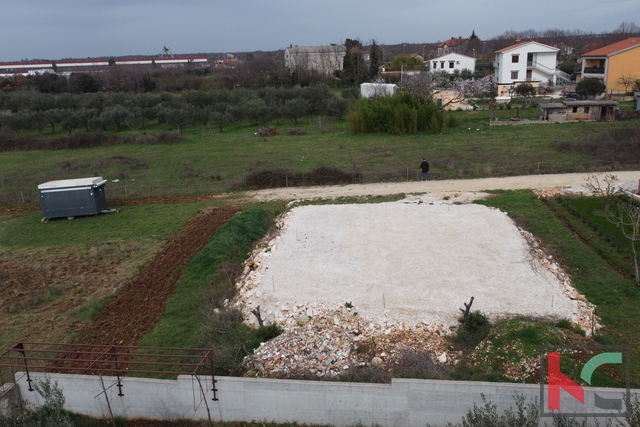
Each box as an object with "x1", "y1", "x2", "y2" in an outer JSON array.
[
  {"x1": 534, "y1": 37, "x2": 539, "y2": 42},
  {"x1": 516, "y1": 37, "x2": 522, "y2": 43}
]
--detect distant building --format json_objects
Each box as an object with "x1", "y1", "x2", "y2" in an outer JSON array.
[
  {"x1": 284, "y1": 45, "x2": 346, "y2": 77},
  {"x1": 437, "y1": 37, "x2": 469, "y2": 56},
  {"x1": 539, "y1": 100, "x2": 618, "y2": 122},
  {"x1": 0, "y1": 57, "x2": 208, "y2": 77},
  {"x1": 429, "y1": 52, "x2": 476, "y2": 74}
]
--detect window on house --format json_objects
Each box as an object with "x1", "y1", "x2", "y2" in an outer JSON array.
[
  {"x1": 449, "y1": 61, "x2": 455, "y2": 69},
  {"x1": 511, "y1": 71, "x2": 518, "y2": 80},
  {"x1": 433, "y1": 62, "x2": 437, "y2": 69},
  {"x1": 584, "y1": 107, "x2": 590, "y2": 113},
  {"x1": 512, "y1": 55, "x2": 519, "y2": 63},
  {"x1": 572, "y1": 107, "x2": 578, "y2": 113},
  {"x1": 440, "y1": 61, "x2": 445, "y2": 69}
]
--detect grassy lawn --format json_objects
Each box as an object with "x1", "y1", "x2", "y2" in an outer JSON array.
[
  {"x1": 477, "y1": 191, "x2": 640, "y2": 387},
  {"x1": 1, "y1": 112, "x2": 639, "y2": 204}
]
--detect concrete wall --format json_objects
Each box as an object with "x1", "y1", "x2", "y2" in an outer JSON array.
[
  {"x1": 11, "y1": 372, "x2": 636, "y2": 426},
  {"x1": 0, "y1": 382, "x2": 20, "y2": 416}
]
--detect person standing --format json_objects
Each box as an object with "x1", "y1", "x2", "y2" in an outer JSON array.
[{"x1": 420, "y1": 158, "x2": 430, "y2": 181}]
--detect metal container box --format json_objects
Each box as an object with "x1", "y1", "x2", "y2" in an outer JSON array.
[{"x1": 38, "y1": 177, "x2": 108, "y2": 220}]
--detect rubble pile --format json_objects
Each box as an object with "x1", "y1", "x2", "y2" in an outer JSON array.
[{"x1": 243, "y1": 305, "x2": 454, "y2": 378}]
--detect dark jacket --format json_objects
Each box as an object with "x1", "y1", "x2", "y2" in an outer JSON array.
[{"x1": 420, "y1": 160, "x2": 430, "y2": 173}]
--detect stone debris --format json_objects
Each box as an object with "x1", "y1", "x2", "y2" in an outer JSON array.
[{"x1": 242, "y1": 305, "x2": 453, "y2": 378}]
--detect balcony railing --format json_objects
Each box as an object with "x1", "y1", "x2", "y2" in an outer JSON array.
[{"x1": 583, "y1": 67, "x2": 605, "y2": 74}]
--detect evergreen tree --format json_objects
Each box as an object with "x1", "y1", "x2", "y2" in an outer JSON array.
[{"x1": 369, "y1": 40, "x2": 382, "y2": 80}]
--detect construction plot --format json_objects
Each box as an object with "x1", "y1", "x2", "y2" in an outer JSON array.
[{"x1": 235, "y1": 194, "x2": 594, "y2": 377}]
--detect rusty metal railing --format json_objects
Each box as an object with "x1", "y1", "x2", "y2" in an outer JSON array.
[{"x1": 0, "y1": 342, "x2": 218, "y2": 401}]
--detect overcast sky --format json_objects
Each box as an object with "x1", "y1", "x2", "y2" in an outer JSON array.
[{"x1": 1, "y1": 0, "x2": 637, "y2": 62}]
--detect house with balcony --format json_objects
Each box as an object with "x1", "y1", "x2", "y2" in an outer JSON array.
[
  {"x1": 579, "y1": 37, "x2": 640, "y2": 92},
  {"x1": 493, "y1": 39, "x2": 559, "y2": 101},
  {"x1": 428, "y1": 52, "x2": 476, "y2": 75}
]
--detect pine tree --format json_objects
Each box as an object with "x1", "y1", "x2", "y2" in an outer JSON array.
[{"x1": 369, "y1": 40, "x2": 382, "y2": 80}]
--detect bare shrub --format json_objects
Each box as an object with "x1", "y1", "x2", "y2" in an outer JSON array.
[
  {"x1": 256, "y1": 126, "x2": 279, "y2": 136},
  {"x1": 392, "y1": 351, "x2": 452, "y2": 379},
  {"x1": 240, "y1": 166, "x2": 361, "y2": 189}
]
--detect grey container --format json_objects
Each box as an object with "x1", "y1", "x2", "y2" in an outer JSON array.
[{"x1": 38, "y1": 177, "x2": 108, "y2": 220}]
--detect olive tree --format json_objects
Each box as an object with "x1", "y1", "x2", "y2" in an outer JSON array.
[{"x1": 576, "y1": 78, "x2": 606, "y2": 99}]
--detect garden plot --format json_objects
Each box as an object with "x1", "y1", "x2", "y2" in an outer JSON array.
[{"x1": 235, "y1": 193, "x2": 593, "y2": 333}]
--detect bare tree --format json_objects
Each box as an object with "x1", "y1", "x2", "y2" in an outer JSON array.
[
  {"x1": 585, "y1": 173, "x2": 640, "y2": 286},
  {"x1": 403, "y1": 72, "x2": 495, "y2": 109},
  {"x1": 617, "y1": 73, "x2": 639, "y2": 92},
  {"x1": 608, "y1": 193, "x2": 640, "y2": 286},
  {"x1": 585, "y1": 173, "x2": 619, "y2": 213}
]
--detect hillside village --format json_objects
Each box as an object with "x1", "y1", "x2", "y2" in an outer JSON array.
[{"x1": 1, "y1": 25, "x2": 639, "y2": 108}]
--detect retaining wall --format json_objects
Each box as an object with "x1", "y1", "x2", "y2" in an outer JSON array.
[
  {"x1": 12, "y1": 372, "x2": 633, "y2": 426},
  {"x1": 0, "y1": 382, "x2": 20, "y2": 416}
]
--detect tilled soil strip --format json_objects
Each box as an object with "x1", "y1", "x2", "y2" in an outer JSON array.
[{"x1": 73, "y1": 206, "x2": 240, "y2": 347}]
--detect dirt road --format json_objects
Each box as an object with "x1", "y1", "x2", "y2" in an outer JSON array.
[{"x1": 246, "y1": 171, "x2": 640, "y2": 201}]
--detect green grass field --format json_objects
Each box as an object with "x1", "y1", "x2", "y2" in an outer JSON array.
[
  {"x1": 477, "y1": 191, "x2": 640, "y2": 386},
  {"x1": 1, "y1": 109, "x2": 639, "y2": 204}
]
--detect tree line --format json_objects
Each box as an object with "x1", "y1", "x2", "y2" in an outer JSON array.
[{"x1": 0, "y1": 85, "x2": 347, "y2": 135}]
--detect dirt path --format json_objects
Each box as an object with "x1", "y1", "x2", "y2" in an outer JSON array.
[
  {"x1": 72, "y1": 206, "x2": 240, "y2": 347},
  {"x1": 245, "y1": 171, "x2": 640, "y2": 201}
]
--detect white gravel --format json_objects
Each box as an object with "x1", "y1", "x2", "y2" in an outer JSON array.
[{"x1": 238, "y1": 193, "x2": 583, "y2": 329}]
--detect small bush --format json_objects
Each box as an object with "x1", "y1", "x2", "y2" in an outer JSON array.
[
  {"x1": 392, "y1": 351, "x2": 451, "y2": 379},
  {"x1": 453, "y1": 311, "x2": 491, "y2": 350},
  {"x1": 428, "y1": 392, "x2": 539, "y2": 427}
]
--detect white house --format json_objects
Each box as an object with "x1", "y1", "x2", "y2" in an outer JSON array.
[
  {"x1": 493, "y1": 39, "x2": 558, "y2": 100},
  {"x1": 284, "y1": 45, "x2": 346, "y2": 77},
  {"x1": 429, "y1": 53, "x2": 476, "y2": 74}
]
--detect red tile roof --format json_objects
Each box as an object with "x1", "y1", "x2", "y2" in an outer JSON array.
[
  {"x1": 437, "y1": 37, "x2": 468, "y2": 48},
  {"x1": 494, "y1": 40, "x2": 557, "y2": 53},
  {"x1": 581, "y1": 37, "x2": 640, "y2": 57}
]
